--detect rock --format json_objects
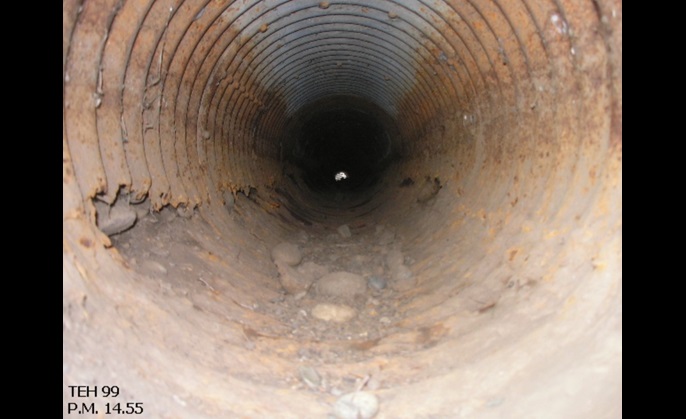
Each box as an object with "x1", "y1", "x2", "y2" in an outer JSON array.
[
  {"x1": 337, "y1": 224, "x2": 352, "y2": 238},
  {"x1": 299, "y1": 366, "x2": 321, "y2": 389},
  {"x1": 332, "y1": 392, "x2": 379, "y2": 419},
  {"x1": 275, "y1": 261, "x2": 313, "y2": 295},
  {"x1": 297, "y1": 262, "x2": 330, "y2": 283},
  {"x1": 312, "y1": 303, "x2": 357, "y2": 323},
  {"x1": 315, "y1": 271, "x2": 367, "y2": 299},
  {"x1": 94, "y1": 198, "x2": 137, "y2": 236},
  {"x1": 271, "y1": 242, "x2": 302, "y2": 266},
  {"x1": 367, "y1": 276, "x2": 387, "y2": 290}
]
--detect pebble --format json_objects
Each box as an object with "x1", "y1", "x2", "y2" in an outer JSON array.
[
  {"x1": 337, "y1": 224, "x2": 352, "y2": 238},
  {"x1": 367, "y1": 276, "x2": 387, "y2": 290},
  {"x1": 315, "y1": 271, "x2": 367, "y2": 299},
  {"x1": 299, "y1": 366, "x2": 321, "y2": 389},
  {"x1": 271, "y1": 242, "x2": 302, "y2": 266},
  {"x1": 275, "y1": 261, "x2": 312, "y2": 295},
  {"x1": 332, "y1": 392, "x2": 379, "y2": 419},
  {"x1": 296, "y1": 261, "x2": 329, "y2": 283},
  {"x1": 312, "y1": 303, "x2": 357, "y2": 323}
]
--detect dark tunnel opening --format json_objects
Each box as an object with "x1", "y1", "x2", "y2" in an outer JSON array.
[
  {"x1": 295, "y1": 108, "x2": 387, "y2": 192},
  {"x1": 282, "y1": 96, "x2": 397, "y2": 210}
]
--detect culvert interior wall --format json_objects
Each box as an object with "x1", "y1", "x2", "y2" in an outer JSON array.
[{"x1": 63, "y1": 0, "x2": 622, "y2": 417}]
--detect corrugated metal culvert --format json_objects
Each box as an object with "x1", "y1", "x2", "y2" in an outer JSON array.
[{"x1": 63, "y1": 0, "x2": 621, "y2": 417}]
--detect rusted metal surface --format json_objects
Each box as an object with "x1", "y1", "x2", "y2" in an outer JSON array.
[{"x1": 64, "y1": 0, "x2": 621, "y2": 417}]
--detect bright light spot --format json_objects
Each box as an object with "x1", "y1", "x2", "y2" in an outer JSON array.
[{"x1": 335, "y1": 171, "x2": 348, "y2": 181}]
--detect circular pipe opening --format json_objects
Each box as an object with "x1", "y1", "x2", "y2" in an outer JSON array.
[
  {"x1": 294, "y1": 107, "x2": 387, "y2": 193},
  {"x1": 283, "y1": 95, "x2": 397, "y2": 210},
  {"x1": 63, "y1": 1, "x2": 622, "y2": 417}
]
